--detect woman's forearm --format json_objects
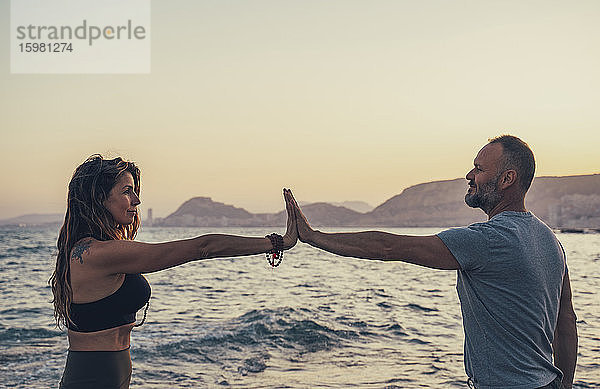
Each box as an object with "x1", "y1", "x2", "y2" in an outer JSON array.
[
  {"x1": 195, "y1": 234, "x2": 273, "y2": 260},
  {"x1": 133, "y1": 234, "x2": 274, "y2": 274}
]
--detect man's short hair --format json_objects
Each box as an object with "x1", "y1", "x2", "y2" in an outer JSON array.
[{"x1": 489, "y1": 135, "x2": 536, "y2": 192}]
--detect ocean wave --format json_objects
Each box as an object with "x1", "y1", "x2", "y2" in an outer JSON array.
[
  {"x1": 386, "y1": 323, "x2": 408, "y2": 336},
  {"x1": 140, "y1": 307, "x2": 361, "y2": 362},
  {"x1": 406, "y1": 303, "x2": 439, "y2": 312},
  {"x1": 0, "y1": 244, "x2": 54, "y2": 259},
  {"x1": 1, "y1": 307, "x2": 44, "y2": 316},
  {"x1": 372, "y1": 288, "x2": 393, "y2": 298},
  {"x1": 237, "y1": 353, "x2": 270, "y2": 375},
  {"x1": 240, "y1": 308, "x2": 361, "y2": 350},
  {"x1": 0, "y1": 327, "x2": 62, "y2": 342},
  {"x1": 573, "y1": 381, "x2": 600, "y2": 388},
  {"x1": 376, "y1": 301, "x2": 394, "y2": 309}
]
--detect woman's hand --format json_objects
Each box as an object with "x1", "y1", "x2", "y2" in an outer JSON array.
[
  {"x1": 284, "y1": 189, "x2": 314, "y2": 243},
  {"x1": 282, "y1": 188, "x2": 298, "y2": 250}
]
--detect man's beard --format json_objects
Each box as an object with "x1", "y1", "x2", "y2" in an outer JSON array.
[{"x1": 465, "y1": 174, "x2": 502, "y2": 214}]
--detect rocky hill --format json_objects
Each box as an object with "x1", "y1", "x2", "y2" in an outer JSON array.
[
  {"x1": 527, "y1": 175, "x2": 600, "y2": 228},
  {"x1": 353, "y1": 174, "x2": 600, "y2": 227},
  {"x1": 330, "y1": 201, "x2": 374, "y2": 213},
  {"x1": 295, "y1": 202, "x2": 365, "y2": 226},
  {"x1": 157, "y1": 198, "x2": 368, "y2": 227},
  {"x1": 0, "y1": 213, "x2": 63, "y2": 226},
  {"x1": 360, "y1": 179, "x2": 483, "y2": 227},
  {"x1": 153, "y1": 174, "x2": 600, "y2": 228},
  {"x1": 159, "y1": 197, "x2": 264, "y2": 227}
]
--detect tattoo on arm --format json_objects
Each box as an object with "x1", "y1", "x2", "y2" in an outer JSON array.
[{"x1": 71, "y1": 238, "x2": 92, "y2": 264}]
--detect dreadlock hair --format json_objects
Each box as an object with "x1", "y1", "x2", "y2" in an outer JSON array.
[{"x1": 49, "y1": 154, "x2": 141, "y2": 329}]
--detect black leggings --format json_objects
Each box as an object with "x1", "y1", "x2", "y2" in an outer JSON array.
[{"x1": 59, "y1": 348, "x2": 132, "y2": 389}]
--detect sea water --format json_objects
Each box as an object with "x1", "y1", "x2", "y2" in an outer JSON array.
[{"x1": 0, "y1": 225, "x2": 598, "y2": 388}]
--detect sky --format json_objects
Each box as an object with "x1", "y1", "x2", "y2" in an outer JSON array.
[{"x1": 1, "y1": 0, "x2": 599, "y2": 219}]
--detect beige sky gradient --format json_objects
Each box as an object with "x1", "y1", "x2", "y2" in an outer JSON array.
[{"x1": 1, "y1": 0, "x2": 599, "y2": 219}]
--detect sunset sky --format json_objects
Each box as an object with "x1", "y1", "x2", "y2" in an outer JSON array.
[{"x1": 1, "y1": 0, "x2": 599, "y2": 219}]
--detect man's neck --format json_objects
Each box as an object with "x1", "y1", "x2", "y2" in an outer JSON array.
[{"x1": 486, "y1": 198, "x2": 527, "y2": 219}]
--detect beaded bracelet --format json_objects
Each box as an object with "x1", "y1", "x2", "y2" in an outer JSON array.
[{"x1": 265, "y1": 233, "x2": 284, "y2": 267}]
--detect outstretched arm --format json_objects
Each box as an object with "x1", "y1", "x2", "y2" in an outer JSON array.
[
  {"x1": 553, "y1": 271, "x2": 578, "y2": 389},
  {"x1": 72, "y1": 189, "x2": 298, "y2": 275},
  {"x1": 285, "y1": 190, "x2": 459, "y2": 270}
]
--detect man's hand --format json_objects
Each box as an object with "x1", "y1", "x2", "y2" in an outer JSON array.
[
  {"x1": 284, "y1": 189, "x2": 314, "y2": 243},
  {"x1": 283, "y1": 189, "x2": 458, "y2": 270}
]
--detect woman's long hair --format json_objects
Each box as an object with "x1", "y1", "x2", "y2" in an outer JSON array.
[{"x1": 49, "y1": 154, "x2": 141, "y2": 329}]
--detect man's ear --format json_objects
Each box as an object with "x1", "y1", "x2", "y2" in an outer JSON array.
[{"x1": 500, "y1": 169, "x2": 518, "y2": 189}]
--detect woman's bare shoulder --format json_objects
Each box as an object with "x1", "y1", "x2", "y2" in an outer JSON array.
[{"x1": 70, "y1": 237, "x2": 97, "y2": 265}]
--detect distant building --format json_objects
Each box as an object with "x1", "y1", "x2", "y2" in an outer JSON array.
[{"x1": 147, "y1": 208, "x2": 153, "y2": 227}]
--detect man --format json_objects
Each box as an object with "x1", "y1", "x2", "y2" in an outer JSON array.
[{"x1": 285, "y1": 135, "x2": 577, "y2": 389}]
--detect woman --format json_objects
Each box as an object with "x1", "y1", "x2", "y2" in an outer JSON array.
[{"x1": 50, "y1": 154, "x2": 297, "y2": 388}]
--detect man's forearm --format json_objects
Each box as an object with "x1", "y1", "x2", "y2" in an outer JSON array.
[
  {"x1": 303, "y1": 229, "x2": 460, "y2": 270},
  {"x1": 553, "y1": 320, "x2": 578, "y2": 389},
  {"x1": 305, "y1": 230, "x2": 399, "y2": 260}
]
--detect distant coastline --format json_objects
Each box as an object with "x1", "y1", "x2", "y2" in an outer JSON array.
[
  {"x1": 0, "y1": 213, "x2": 63, "y2": 227},
  {"x1": 150, "y1": 174, "x2": 600, "y2": 229},
  {"x1": 3, "y1": 174, "x2": 599, "y2": 229}
]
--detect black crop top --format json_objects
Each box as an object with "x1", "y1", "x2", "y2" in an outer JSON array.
[{"x1": 68, "y1": 274, "x2": 151, "y2": 332}]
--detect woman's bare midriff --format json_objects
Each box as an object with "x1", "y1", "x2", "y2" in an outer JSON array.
[{"x1": 68, "y1": 322, "x2": 135, "y2": 351}]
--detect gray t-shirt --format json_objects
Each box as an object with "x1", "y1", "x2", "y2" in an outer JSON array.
[{"x1": 437, "y1": 211, "x2": 565, "y2": 389}]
